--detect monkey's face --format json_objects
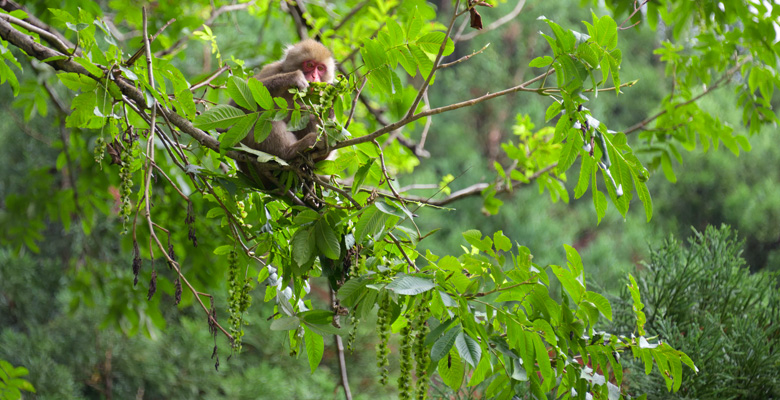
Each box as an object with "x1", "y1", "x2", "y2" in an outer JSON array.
[{"x1": 302, "y1": 60, "x2": 328, "y2": 82}]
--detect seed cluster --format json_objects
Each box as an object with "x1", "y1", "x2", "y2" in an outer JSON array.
[
  {"x1": 227, "y1": 249, "x2": 252, "y2": 351},
  {"x1": 397, "y1": 323, "x2": 413, "y2": 399},
  {"x1": 376, "y1": 294, "x2": 392, "y2": 385},
  {"x1": 413, "y1": 301, "x2": 431, "y2": 400},
  {"x1": 118, "y1": 141, "x2": 135, "y2": 234}
]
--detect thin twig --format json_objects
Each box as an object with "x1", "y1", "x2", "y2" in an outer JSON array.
[
  {"x1": 344, "y1": 76, "x2": 367, "y2": 129},
  {"x1": 439, "y1": 43, "x2": 490, "y2": 69},
  {"x1": 190, "y1": 65, "x2": 231, "y2": 91},
  {"x1": 125, "y1": 18, "x2": 176, "y2": 66},
  {"x1": 335, "y1": 69, "x2": 554, "y2": 150},
  {"x1": 404, "y1": 0, "x2": 462, "y2": 120},
  {"x1": 619, "y1": 0, "x2": 650, "y2": 30},
  {"x1": 333, "y1": 0, "x2": 369, "y2": 32},
  {"x1": 330, "y1": 289, "x2": 353, "y2": 400},
  {"x1": 624, "y1": 58, "x2": 748, "y2": 134},
  {"x1": 456, "y1": 0, "x2": 526, "y2": 42},
  {"x1": 155, "y1": 2, "x2": 255, "y2": 58}
]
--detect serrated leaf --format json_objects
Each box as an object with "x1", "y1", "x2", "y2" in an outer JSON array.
[
  {"x1": 304, "y1": 326, "x2": 324, "y2": 374},
  {"x1": 531, "y1": 333, "x2": 553, "y2": 384},
  {"x1": 438, "y1": 350, "x2": 464, "y2": 390},
  {"x1": 227, "y1": 76, "x2": 256, "y2": 111},
  {"x1": 254, "y1": 116, "x2": 273, "y2": 143},
  {"x1": 292, "y1": 227, "x2": 316, "y2": 266},
  {"x1": 248, "y1": 78, "x2": 274, "y2": 109},
  {"x1": 354, "y1": 205, "x2": 388, "y2": 244},
  {"x1": 336, "y1": 277, "x2": 368, "y2": 306},
  {"x1": 193, "y1": 105, "x2": 246, "y2": 131},
  {"x1": 386, "y1": 274, "x2": 435, "y2": 295},
  {"x1": 58, "y1": 72, "x2": 97, "y2": 91},
  {"x1": 455, "y1": 332, "x2": 481, "y2": 367},
  {"x1": 551, "y1": 264, "x2": 584, "y2": 303},
  {"x1": 557, "y1": 134, "x2": 583, "y2": 174},
  {"x1": 299, "y1": 310, "x2": 334, "y2": 325},
  {"x1": 431, "y1": 325, "x2": 461, "y2": 362},
  {"x1": 314, "y1": 219, "x2": 340, "y2": 260},
  {"x1": 220, "y1": 113, "x2": 257, "y2": 149},
  {"x1": 575, "y1": 154, "x2": 594, "y2": 199},
  {"x1": 584, "y1": 291, "x2": 613, "y2": 321},
  {"x1": 416, "y1": 32, "x2": 455, "y2": 56},
  {"x1": 530, "y1": 56, "x2": 553, "y2": 68},
  {"x1": 270, "y1": 316, "x2": 300, "y2": 331}
]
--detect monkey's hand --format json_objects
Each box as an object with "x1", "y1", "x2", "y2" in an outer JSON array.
[{"x1": 291, "y1": 70, "x2": 309, "y2": 92}]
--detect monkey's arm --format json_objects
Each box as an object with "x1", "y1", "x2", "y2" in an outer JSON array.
[{"x1": 256, "y1": 69, "x2": 308, "y2": 97}]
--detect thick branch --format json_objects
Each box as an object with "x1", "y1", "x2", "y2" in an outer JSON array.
[
  {"x1": 0, "y1": 18, "x2": 259, "y2": 166},
  {"x1": 0, "y1": 0, "x2": 76, "y2": 53}
]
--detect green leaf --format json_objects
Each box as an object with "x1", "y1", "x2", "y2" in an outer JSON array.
[
  {"x1": 227, "y1": 76, "x2": 256, "y2": 111},
  {"x1": 336, "y1": 277, "x2": 369, "y2": 306},
  {"x1": 563, "y1": 244, "x2": 584, "y2": 277},
  {"x1": 354, "y1": 205, "x2": 388, "y2": 244},
  {"x1": 248, "y1": 78, "x2": 274, "y2": 110},
  {"x1": 254, "y1": 115, "x2": 273, "y2": 143},
  {"x1": 551, "y1": 264, "x2": 584, "y2": 303},
  {"x1": 431, "y1": 325, "x2": 461, "y2": 362},
  {"x1": 462, "y1": 230, "x2": 492, "y2": 252},
  {"x1": 219, "y1": 113, "x2": 257, "y2": 149},
  {"x1": 493, "y1": 231, "x2": 512, "y2": 252},
  {"x1": 193, "y1": 105, "x2": 246, "y2": 131},
  {"x1": 467, "y1": 352, "x2": 493, "y2": 386},
  {"x1": 531, "y1": 333, "x2": 553, "y2": 386},
  {"x1": 575, "y1": 154, "x2": 594, "y2": 199},
  {"x1": 58, "y1": 72, "x2": 97, "y2": 91},
  {"x1": 454, "y1": 331, "x2": 481, "y2": 367},
  {"x1": 291, "y1": 227, "x2": 316, "y2": 266},
  {"x1": 530, "y1": 56, "x2": 553, "y2": 68},
  {"x1": 386, "y1": 274, "x2": 435, "y2": 295},
  {"x1": 270, "y1": 316, "x2": 300, "y2": 331},
  {"x1": 661, "y1": 150, "x2": 676, "y2": 183},
  {"x1": 584, "y1": 291, "x2": 613, "y2": 321},
  {"x1": 416, "y1": 32, "x2": 455, "y2": 56},
  {"x1": 438, "y1": 350, "x2": 464, "y2": 390},
  {"x1": 632, "y1": 170, "x2": 653, "y2": 222},
  {"x1": 314, "y1": 218, "x2": 340, "y2": 260},
  {"x1": 557, "y1": 133, "x2": 583, "y2": 175},
  {"x1": 299, "y1": 310, "x2": 334, "y2": 325},
  {"x1": 304, "y1": 326, "x2": 324, "y2": 373}
]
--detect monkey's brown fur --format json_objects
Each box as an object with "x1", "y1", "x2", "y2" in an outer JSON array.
[{"x1": 242, "y1": 39, "x2": 335, "y2": 161}]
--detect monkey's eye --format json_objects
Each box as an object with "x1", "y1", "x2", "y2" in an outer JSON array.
[
  {"x1": 303, "y1": 61, "x2": 316, "y2": 70},
  {"x1": 316, "y1": 65, "x2": 326, "y2": 72}
]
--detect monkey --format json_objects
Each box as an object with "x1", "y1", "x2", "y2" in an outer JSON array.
[{"x1": 241, "y1": 39, "x2": 336, "y2": 162}]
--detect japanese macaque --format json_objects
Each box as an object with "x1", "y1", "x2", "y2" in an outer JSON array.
[{"x1": 242, "y1": 39, "x2": 336, "y2": 161}]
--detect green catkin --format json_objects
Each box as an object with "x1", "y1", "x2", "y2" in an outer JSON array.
[
  {"x1": 118, "y1": 142, "x2": 134, "y2": 235},
  {"x1": 376, "y1": 294, "x2": 391, "y2": 385},
  {"x1": 414, "y1": 300, "x2": 431, "y2": 399},
  {"x1": 398, "y1": 323, "x2": 413, "y2": 400},
  {"x1": 347, "y1": 314, "x2": 358, "y2": 353},
  {"x1": 227, "y1": 249, "x2": 244, "y2": 351},
  {"x1": 94, "y1": 136, "x2": 106, "y2": 165}
]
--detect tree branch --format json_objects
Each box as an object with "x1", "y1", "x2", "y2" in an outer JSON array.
[{"x1": 334, "y1": 69, "x2": 554, "y2": 150}]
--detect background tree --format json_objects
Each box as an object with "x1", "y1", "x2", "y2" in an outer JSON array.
[{"x1": 1, "y1": 0, "x2": 778, "y2": 399}]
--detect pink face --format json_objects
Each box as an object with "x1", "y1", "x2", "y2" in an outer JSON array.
[{"x1": 302, "y1": 60, "x2": 328, "y2": 82}]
